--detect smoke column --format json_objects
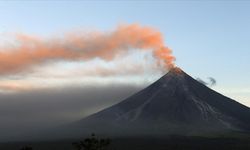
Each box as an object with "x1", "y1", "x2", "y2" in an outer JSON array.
[{"x1": 0, "y1": 24, "x2": 175, "y2": 75}]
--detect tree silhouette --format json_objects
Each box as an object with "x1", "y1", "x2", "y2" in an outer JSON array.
[
  {"x1": 72, "y1": 133, "x2": 111, "y2": 150},
  {"x1": 20, "y1": 145, "x2": 33, "y2": 150}
]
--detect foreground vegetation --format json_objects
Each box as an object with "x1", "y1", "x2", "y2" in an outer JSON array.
[
  {"x1": 19, "y1": 134, "x2": 111, "y2": 150},
  {"x1": 1, "y1": 134, "x2": 250, "y2": 150}
]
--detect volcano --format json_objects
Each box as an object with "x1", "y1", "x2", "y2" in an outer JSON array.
[{"x1": 68, "y1": 67, "x2": 250, "y2": 137}]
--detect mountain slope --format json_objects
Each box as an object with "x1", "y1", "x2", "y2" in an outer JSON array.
[{"x1": 70, "y1": 67, "x2": 250, "y2": 137}]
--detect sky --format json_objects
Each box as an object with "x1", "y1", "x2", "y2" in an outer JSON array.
[{"x1": 0, "y1": 1, "x2": 249, "y2": 135}]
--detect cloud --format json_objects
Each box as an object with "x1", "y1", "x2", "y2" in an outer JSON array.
[
  {"x1": 0, "y1": 54, "x2": 162, "y2": 93},
  {"x1": 208, "y1": 77, "x2": 216, "y2": 86},
  {"x1": 196, "y1": 78, "x2": 208, "y2": 86},
  {"x1": 0, "y1": 83, "x2": 146, "y2": 141},
  {"x1": 196, "y1": 77, "x2": 217, "y2": 87}
]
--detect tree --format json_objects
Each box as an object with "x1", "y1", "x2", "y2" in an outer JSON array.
[
  {"x1": 72, "y1": 133, "x2": 111, "y2": 150},
  {"x1": 20, "y1": 145, "x2": 33, "y2": 150}
]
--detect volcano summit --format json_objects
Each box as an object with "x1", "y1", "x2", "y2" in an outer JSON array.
[{"x1": 65, "y1": 67, "x2": 250, "y2": 138}]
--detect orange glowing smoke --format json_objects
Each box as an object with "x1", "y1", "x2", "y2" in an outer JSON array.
[{"x1": 0, "y1": 24, "x2": 175, "y2": 75}]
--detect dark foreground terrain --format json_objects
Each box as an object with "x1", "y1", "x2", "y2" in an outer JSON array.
[{"x1": 1, "y1": 136, "x2": 250, "y2": 150}]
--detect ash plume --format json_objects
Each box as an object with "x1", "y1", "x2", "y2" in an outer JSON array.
[{"x1": 0, "y1": 24, "x2": 175, "y2": 76}]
